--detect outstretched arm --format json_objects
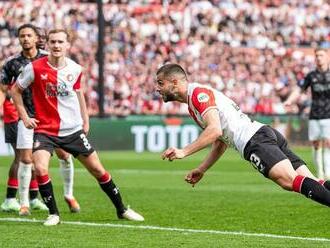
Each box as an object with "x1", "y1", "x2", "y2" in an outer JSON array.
[
  {"x1": 283, "y1": 86, "x2": 302, "y2": 106},
  {"x1": 162, "y1": 108, "x2": 222, "y2": 161},
  {"x1": 185, "y1": 139, "x2": 227, "y2": 186}
]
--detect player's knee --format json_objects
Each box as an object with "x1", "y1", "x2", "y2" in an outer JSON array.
[
  {"x1": 312, "y1": 141, "x2": 321, "y2": 149},
  {"x1": 20, "y1": 157, "x2": 33, "y2": 164},
  {"x1": 90, "y1": 167, "x2": 105, "y2": 178},
  {"x1": 35, "y1": 166, "x2": 48, "y2": 176},
  {"x1": 20, "y1": 151, "x2": 33, "y2": 164},
  {"x1": 33, "y1": 160, "x2": 49, "y2": 175},
  {"x1": 272, "y1": 174, "x2": 296, "y2": 191}
]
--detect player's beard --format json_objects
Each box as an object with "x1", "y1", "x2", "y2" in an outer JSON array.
[
  {"x1": 22, "y1": 44, "x2": 34, "y2": 51},
  {"x1": 37, "y1": 43, "x2": 45, "y2": 50},
  {"x1": 162, "y1": 92, "x2": 177, "y2": 102}
]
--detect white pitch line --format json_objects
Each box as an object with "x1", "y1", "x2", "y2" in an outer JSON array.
[{"x1": 0, "y1": 217, "x2": 329, "y2": 243}]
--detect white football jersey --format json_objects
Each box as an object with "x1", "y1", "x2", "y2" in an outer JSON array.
[{"x1": 187, "y1": 83, "x2": 264, "y2": 156}]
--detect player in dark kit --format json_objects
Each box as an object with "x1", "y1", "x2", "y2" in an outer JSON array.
[
  {"x1": 285, "y1": 48, "x2": 330, "y2": 180},
  {"x1": 0, "y1": 24, "x2": 48, "y2": 213},
  {"x1": 0, "y1": 24, "x2": 79, "y2": 215}
]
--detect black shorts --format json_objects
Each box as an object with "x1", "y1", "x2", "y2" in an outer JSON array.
[
  {"x1": 243, "y1": 125, "x2": 305, "y2": 178},
  {"x1": 33, "y1": 130, "x2": 95, "y2": 157},
  {"x1": 4, "y1": 121, "x2": 18, "y2": 145}
]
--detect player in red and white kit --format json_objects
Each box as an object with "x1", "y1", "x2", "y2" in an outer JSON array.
[
  {"x1": 156, "y1": 63, "x2": 330, "y2": 210},
  {"x1": 12, "y1": 29, "x2": 144, "y2": 225},
  {"x1": 35, "y1": 27, "x2": 80, "y2": 214}
]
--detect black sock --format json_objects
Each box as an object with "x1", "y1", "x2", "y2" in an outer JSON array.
[
  {"x1": 6, "y1": 187, "x2": 17, "y2": 199},
  {"x1": 37, "y1": 175, "x2": 59, "y2": 215},
  {"x1": 293, "y1": 176, "x2": 330, "y2": 207},
  {"x1": 6, "y1": 178, "x2": 18, "y2": 199},
  {"x1": 99, "y1": 179, "x2": 126, "y2": 215},
  {"x1": 29, "y1": 190, "x2": 38, "y2": 200}
]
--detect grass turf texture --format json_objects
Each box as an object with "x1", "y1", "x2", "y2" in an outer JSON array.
[{"x1": 0, "y1": 147, "x2": 329, "y2": 247}]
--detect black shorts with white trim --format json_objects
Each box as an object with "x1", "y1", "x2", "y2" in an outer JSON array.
[
  {"x1": 33, "y1": 130, "x2": 95, "y2": 157},
  {"x1": 243, "y1": 125, "x2": 305, "y2": 177}
]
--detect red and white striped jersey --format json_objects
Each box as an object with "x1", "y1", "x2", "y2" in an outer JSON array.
[
  {"x1": 17, "y1": 56, "x2": 83, "y2": 137},
  {"x1": 187, "y1": 83, "x2": 264, "y2": 156}
]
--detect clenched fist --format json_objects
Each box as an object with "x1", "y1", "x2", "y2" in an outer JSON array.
[{"x1": 185, "y1": 168, "x2": 204, "y2": 187}]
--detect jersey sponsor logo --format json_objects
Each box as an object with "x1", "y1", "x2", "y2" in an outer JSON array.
[
  {"x1": 312, "y1": 83, "x2": 330, "y2": 92},
  {"x1": 197, "y1": 92, "x2": 210, "y2": 103},
  {"x1": 46, "y1": 82, "x2": 69, "y2": 97}
]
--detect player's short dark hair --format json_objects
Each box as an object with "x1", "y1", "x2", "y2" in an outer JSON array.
[
  {"x1": 35, "y1": 27, "x2": 47, "y2": 38},
  {"x1": 47, "y1": 29, "x2": 70, "y2": 42},
  {"x1": 156, "y1": 63, "x2": 187, "y2": 80},
  {"x1": 17, "y1": 24, "x2": 38, "y2": 36}
]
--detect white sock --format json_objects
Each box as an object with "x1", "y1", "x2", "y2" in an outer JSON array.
[
  {"x1": 18, "y1": 162, "x2": 32, "y2": 207},
  {"x1": 323, "y1": 147, "x2": 330, "y2": 180},
  {"x1": 59, "y1": 155, "x2": 74, "y2": 199},
  {"x1": 313, "y1": 147, "x2": 324, "y2": 179}
]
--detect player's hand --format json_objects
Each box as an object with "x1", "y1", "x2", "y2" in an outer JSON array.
[
  {"x1": 83, "y1": 122, "x2": 89, "y2": 135},
  {"x1": 185, "y1": 168, "x2": 204, "y2": 187},
  {"x1": 162, "y1": 147, "x2": 185, "y2": 161},
  {"x1": 23, "y1": 117, "x2": 39, "y2": 129}
]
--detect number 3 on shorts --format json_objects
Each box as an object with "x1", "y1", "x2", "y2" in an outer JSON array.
[
  {"x1": 80, "y1": 133, "x2": 92, "y2": 150},
  {"x1": 249, "y1": 153, "x2": 265, "y2": 173}
]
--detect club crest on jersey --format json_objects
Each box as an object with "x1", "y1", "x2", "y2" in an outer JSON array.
[
  {"x1": 46, "y1": 82, "x2": 69, "y2": 97},
  {"x1": 197, "y1": 92, "x2": 210, "y2": 103},
  {"x1": 67, "y1": 74, "x2": 73, "y2": 82}
]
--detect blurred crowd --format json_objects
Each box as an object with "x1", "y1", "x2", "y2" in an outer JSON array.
[{"x1": 1, "y1": 0, "x2": 329, "y2": 116}]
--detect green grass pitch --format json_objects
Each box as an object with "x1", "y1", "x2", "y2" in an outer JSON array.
[{"x1": 0, "y1": 147, "x2": 329, "y2": 247}]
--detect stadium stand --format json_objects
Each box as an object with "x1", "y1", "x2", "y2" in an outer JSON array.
[{"x1": 0, "y1": 0, "x2": 329, "y2": 116}]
